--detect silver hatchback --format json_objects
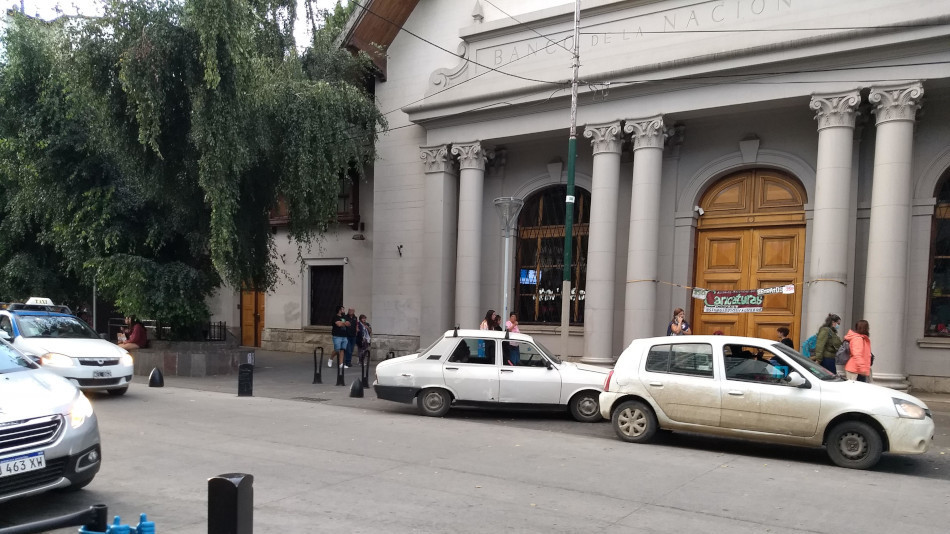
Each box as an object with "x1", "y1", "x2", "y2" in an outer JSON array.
[{"x1": 0, "y1": 339, "x2": 101, "y2": 503}]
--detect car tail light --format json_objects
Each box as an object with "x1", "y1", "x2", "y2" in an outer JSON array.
[{"x1": 603, "y1": 370, "x2": 613, "y2": 392}]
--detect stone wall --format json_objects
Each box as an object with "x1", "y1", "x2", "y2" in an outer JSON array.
[
  {"x1": 132, "y1": 340, "x2": 251, "y2": 377},
  {"x1": 261, "y1": 327, "x2": 420, "y2": 361}
]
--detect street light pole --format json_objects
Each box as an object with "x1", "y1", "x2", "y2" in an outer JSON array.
[
  {"x1": 494, "y1": 197, "x2": 525, "y2": 327},
  {"x1": 561, "y1": 0, "x2": 581, "y2": 358}
]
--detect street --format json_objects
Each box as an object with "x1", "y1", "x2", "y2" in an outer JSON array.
[{"x1": 2, "y1": 362, "x2": 949, "y2": 533}]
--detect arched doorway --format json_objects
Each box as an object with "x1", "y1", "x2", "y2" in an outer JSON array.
[{"x1": 692, "y1": 169, "x2": 806, "y2": 340}]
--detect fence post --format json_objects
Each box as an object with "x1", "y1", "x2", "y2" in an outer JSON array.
[{"x1": 208, "y1": 473, "x2": 253, "y2": 534}]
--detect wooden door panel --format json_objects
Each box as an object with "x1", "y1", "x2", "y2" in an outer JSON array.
[
  {"x1": 241, "y1": 291, "x2": 256, "y2": 346},
  {"x1": 256, "y1": 294, "x2": 265, "y2": 347}
]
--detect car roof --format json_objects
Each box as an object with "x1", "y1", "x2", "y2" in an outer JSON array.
[
  {"x1": 441, "y1": 328, "x2": 532, "y2": 341},
  {"x1": 4, "y1": 309, "x2": 74, "y2": 318},
  {"x1": 631, "y1": 335, "x2": 787, "y2": 347}
]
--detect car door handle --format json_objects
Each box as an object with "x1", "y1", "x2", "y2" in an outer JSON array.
[
  {"x1": 728, "y1": 390, "x2": 745, "y2": 396},
  {"x1": 649, "y1": 381, "x2": 663, "y2": 387},
  {"x1": 445, "y1": 367, "x2": 458, "y2": 371},
  {"x1": 400, "y1": 373, "x2": 412, "y2": 377},
  {"x1": 501, "y1": 369, "x2": 514, "y2": 373}
]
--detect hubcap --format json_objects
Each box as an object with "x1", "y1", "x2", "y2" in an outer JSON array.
[
  {"x1": 424, "y1": 392, "x2": 444, "y2": 411},
  {"x1": 577, "y1": 396, "x2": 597, "y2": 416},
  {"x1": 618, "y1": 407, "x2": 647, "y2": 436},
  {"x1": 838, "y1": 431, "x2": 868, "y2": 460}
]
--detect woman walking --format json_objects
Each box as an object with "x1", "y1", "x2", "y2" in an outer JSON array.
[
  {"x1": 812, "y1": 313, "x2": 842, "y2": 374},
  {"x1": 843, "y1": 320, "x2": 872, "y2": 382}
]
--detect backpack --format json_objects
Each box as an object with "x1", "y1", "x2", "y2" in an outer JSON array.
[
  {"x1": 801, "y1": 334, "x2": 818, "y2": 358},
  {"x1": 835, "y1": 340, "x2": 851, "y2": 366}
]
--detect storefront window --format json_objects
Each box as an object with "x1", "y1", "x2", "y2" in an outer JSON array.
[
  {"x1": 515, "y1": 185, "x2": 590, "y2": 325},
  {"x1": 927, "y1": 174, "x2": 950, "y2": 336}
]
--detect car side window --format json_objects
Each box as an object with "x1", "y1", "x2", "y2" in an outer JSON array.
[
  {"x1": 645, "y1": 343, "x2": 713, "y2": 378},
  {"x1": 0, "y1": 316, "x2": 12, "y2": 337},
  {"x1": 724, "y1": 344, "x2": 790, "y2": 385},
  {"x1": 511, "y1": 343, "x2": 550, "y2": 367},
  {"x1": 447, "y1": 338, "x2": 496, "y2": 365}
]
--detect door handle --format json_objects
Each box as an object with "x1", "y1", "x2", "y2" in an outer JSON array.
[
  {"x1": 501, "y1": 369, "x2": 514, "y2": 373},
  {"x1": 400, "y1": 373, "x2": 412, "y2": 377},
  {"x1": 649, "y1": 381, "x2": 663, "y2": 387},
  {"x1": 728, "y1": 390, "x2": 744, "y2": 396},
  {"x1": 445, "y1": 367, "x2": 458, "y2": 371}
]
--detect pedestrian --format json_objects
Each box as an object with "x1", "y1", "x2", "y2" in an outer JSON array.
[
  {"x1": 344, "y1": 307, "x2": 358, "y2": 368},
  {"x1": 479, "y1": 310, "x2": 500, "y2": 331},
  {"x1": 330, "y1": 305, "x2": 349, "y2": 368},
  {"x1": 667, "y1": 308, "x2": 691, "y2": 335},
  {"x1": 812, "y1": 313, "x2": 842, "y2": 374},
  {"x1": 505, "y1": 312, "x2": 521, "y2": 365},
  {"x1": 357, "y1": 314, "x2": 372, "y2": 366},
  {"x1": 777, "y1": 326, "x2": 794, "y2": 349},
  {"x1": 118, "y1": 316, "x2": 147, "y2": 350},
  {"x1": 843, "y1": 320, "x2": 872, "y2": 382}
]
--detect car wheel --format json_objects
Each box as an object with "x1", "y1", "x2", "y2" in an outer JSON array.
[
  {"x1": 417, "y1": 388, "x2": 451, "y2": 417},
  {"x1": 612, "y1": 400, "x2": 658, "y2": 443},
  {"x1": 826, "y1": 420, "x2": 883, "y2": 469},
  {"x1": 107, "y1": 387, "x2": 129, "y2": 396},
  {"x1": 569, "y1": 391, "x2": 602, "y2": 422}
]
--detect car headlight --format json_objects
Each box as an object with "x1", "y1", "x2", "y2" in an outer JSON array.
[
  {"x1": 41, "y1": 352, "x2": 75, "y2": 367},
  {"x1": 893, "y1": 398, "x2": 927, "y2": 419},
  {"x1": 120, "y1": 352, "x2": 134, "y2": 366},
  {"x1": 70, "y1": 392, "x2": 94, "y2": 429}
]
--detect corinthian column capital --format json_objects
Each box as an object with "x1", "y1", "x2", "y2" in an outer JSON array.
[
  {"x1": 869, "y1": 82, "x2": 924, "y2": 125},
  {"x1": 420, "y1": 144, "x2": 452, "y2": 174},
  {"x1": 452, "y1": 141, "x2": 493, "y2": 171},
  {"x1": 623, "y1": 115, "x2": 666, "y2": 150},
  {"x1": 583, "y1": 120, "x2": 622, "y2": 155},
  {"x1": 810, "y1": 90, "x2": 862, "y2": 130}
]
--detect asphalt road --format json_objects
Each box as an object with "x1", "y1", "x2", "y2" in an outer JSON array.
[{"x1": 2, "y1": 352, "x2": 949, "y2": 533}]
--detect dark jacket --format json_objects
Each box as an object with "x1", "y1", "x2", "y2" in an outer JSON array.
[{"x1": 814, "y1": 325, "x2": 841, "y2": 362}]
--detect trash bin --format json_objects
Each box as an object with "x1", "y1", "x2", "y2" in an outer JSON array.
[{"x1": 237, "y1": 364, "x2": 253, "y2": 397}]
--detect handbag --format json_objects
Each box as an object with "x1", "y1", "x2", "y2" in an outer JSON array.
[{"x1": 834, "y1": 340, "x2": 851, "y2": 366}]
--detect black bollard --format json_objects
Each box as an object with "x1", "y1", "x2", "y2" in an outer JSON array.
[
  {"x1": 148, "y1": 367, "x2": 164, "y2": 387},
  {"x1": 360, "y1": 356, "x2": 369, "y2": 388},
  {"x1": 335, "y1": 358, "x2": 345, "y2": 386},
  {"x1": 312, "y1": 347, "x2": 323, "y2": 384},
  {"x1": 208, "y1": 473, "x2": 253, "y2": 534},
  {"x1": 349, "y1": 378, "x2": 363, "y2": 397},
  {"x1": 237, "y1": 364, "x2": 253, "y2": 397}
]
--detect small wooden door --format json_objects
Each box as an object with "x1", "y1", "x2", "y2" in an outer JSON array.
[
  {"x1": 692, "y1": 170, "x2": 806, "y2": 340},
  {"x1": 241, "y1": 290, "x2": 265, "y2": 347}
]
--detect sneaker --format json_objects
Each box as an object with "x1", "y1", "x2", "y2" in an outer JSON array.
[
  {"x1": 328, "y1": 360, "x2": 333, "y2": 367},
  {"x1": 344, "y1": 365, "x2": 352, "y2": 369}
]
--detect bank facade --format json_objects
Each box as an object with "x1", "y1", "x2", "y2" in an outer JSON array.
[{"x1": 210, "y1": 0, "x2": 950, "y2": 391}]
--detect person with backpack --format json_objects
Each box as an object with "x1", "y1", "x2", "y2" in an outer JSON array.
[
  {"x1": 357, "y1": 314, "x2": 372, "y2": 366},
  {"x1": 812, "y1": 313, "x2": 842, "y2": 374},
  {"x1": 843, "y1": 320, "x2": 872, "y2": 382}
]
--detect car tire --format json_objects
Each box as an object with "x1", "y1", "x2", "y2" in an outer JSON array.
[
  {"x1": 611, "y1": 400, "x2": 658, "y2": 443},
  {"x1": 569, "y1": 391, "x2": 602, "y2": 422},
  {"x1": 826, "y1": 420, "x2": 883, "y2": 470},
  {"x1": 107, "y1": 387, "x2": 129, "y2": 396},
  {"x1": 417, "y1": 388, "x2": 451, "y2": 417}
]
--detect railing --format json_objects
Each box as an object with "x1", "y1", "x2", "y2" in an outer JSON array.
[{"x1": 107, "y1": 318, "x2": 228, "y2": 343}]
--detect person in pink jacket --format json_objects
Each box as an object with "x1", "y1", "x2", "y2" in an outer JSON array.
[{"x1": 843, "y1": 320, "x2": 872, "y2": 382}]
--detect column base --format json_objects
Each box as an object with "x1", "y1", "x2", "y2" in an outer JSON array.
[
  {"x1": 866, "y1": 372, "x2": 911, "y2": 391},
  {"x1": 580, "y1": 355, "x2": 616, "y2": 366}
]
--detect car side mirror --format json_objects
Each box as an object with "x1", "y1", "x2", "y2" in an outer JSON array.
[
  {"x1": 546, "y1": 360, "x2": 553, "y2": 370},
  {"x1": 786, "y1": 371, "x2": 807, "y2": 388},
  {"x1": 0, "y1": 330, "x2": 10, "y2": 341}
]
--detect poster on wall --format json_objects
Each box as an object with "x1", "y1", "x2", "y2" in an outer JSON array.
[{"x1": 692, "y1": 284, "x2": 795, "y2": 313}]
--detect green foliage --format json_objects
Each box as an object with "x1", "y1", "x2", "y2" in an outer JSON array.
[{"x1": 0, "y1": 1, "x2": 384, "y2": 334}]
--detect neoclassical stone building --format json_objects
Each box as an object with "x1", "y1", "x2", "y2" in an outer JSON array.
[{"x1": 210, "y1": 0, "x2": 950, "y2": 391}]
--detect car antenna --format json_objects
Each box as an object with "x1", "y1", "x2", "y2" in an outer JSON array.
[
  {"x1": 453, "y1": 325, "x2": 459, "y2": 337},
  {"x1": 504, "y1": 329, "x2": 510, "y2": 340}
]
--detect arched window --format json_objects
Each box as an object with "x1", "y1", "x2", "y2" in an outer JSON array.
[
  {"x1": 515, "y1": 185, "x2": 591, "y2": 325},
  {"x1": 927, "y1": 171, "x2": 950, "y2": 336}
]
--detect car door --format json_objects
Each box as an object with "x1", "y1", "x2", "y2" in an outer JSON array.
[
  {"x1": 720, "y1": 343, "x2": 821, "y2": 437},
  {"x1": 442, "y1": 337, "x2": 500, "y2": 402},
  {"x1": 638, "y1": 342, "x2": 721, "y2": 427},
  {"x1": 498, "y1": 342, "x2": 561, "y2": 405}
]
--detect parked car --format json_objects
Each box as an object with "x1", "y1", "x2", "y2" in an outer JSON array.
[
  {"x1": 374, "y1": 329, "x2": 609, "y2": 422},
  {"x1": 0, "y1": 339, "x2": 101, "y2": 503},
  {"x1": 600, "y1": 335, "x2": 934, "y2": 469},
  {"x1": 0, "y1": 299, "x2": 133, "y2": 395}
]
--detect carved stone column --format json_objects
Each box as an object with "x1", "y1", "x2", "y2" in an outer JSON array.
[
  {"x1": 863, "y1": 82, "x2": 923, "y2": 389},
  {"x1": 806, "y1": 90, "x2": 862, "y2": 339},
  {"x1": 421, "y1": 145, "x2": 458, "y2": 342},
  {"x1": 622, "y1": 115, "x2": 666, "y2": 345},
  {"x1": 453, "y1": 141, "x2": 493, "y2": 330},
  {"x1": 581, "y1": 121, "x2": 623, "y2": 364}
]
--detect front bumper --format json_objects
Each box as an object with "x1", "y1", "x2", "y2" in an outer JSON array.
[
  {"x1": 881, "y1": 415, "x2": 935, "y2": 455},
  {"x1": 47, "y1": 364, "x2": 134, "y2": 392}
]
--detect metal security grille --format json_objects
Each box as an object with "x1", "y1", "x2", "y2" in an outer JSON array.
[
  {"x1": 310, "y1": 266, "x2": 344, "y2": 326},
  {"x1": 515, "y1": 185, "x2": 590, "y2": 325},
  {"x1": 0, "y1": 415, "x2": 63, "y2": 455}
]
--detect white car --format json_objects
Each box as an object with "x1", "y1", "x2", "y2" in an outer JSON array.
[
  {"x1": 600, "y1": 335, "x2": 935, "y2": 469},
  {"x1": 0, "y1": 339, "x2": 101, "y2": 502},
  {"x1": 0, "y1": 306, "x2": 134, "y2": 395},
  {"x1": 374, "y1": 329, "x2": 610, "y2": 422}
]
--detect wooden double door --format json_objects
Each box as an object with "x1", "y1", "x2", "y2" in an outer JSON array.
[
  {"x1": 241, "y1": 290, "x2": 265, "y2": 347},
  {"x1": 692, "y1": 170, "x2": 806, "y2": 341}
]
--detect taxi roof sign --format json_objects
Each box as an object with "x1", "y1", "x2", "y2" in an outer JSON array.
[{"x1": 25, "y1": 297, "x2": 55, "y2": 306}]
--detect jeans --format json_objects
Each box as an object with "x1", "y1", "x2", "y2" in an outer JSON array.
[
  {"x1": 508, "y1": 346, "x2": 520, "y2": 365},
  {"x1": 820, "y1": 357, "x2": 837, "y2": 375},
  {"x1": 345, "y1": 337, "x2": 357, "y2": 366}
]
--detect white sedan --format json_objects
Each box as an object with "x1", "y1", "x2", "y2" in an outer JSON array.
[
  {"x1": 374, "y1": 329, "x2": 610, "y2": 422},
  {"x1": 600, "y1": 335, "x2": 935, "y2": 469}
]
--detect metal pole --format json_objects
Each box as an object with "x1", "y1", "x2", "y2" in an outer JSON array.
[
  {"x1": 502, "y1": 233, "x2": 511, "y2": 325},
  {"x1": 560, "y1": 0, "x2": 581, "y2": 359},
  {"x1": 92, "y1": 275, "x2": 97, "y2": 332}
]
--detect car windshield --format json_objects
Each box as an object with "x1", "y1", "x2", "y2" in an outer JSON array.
[
  {"x1": 15, "y1": 315, "x2": 99, "y2": 339},
  {"x1": 771, "y1": 343, "x2": 842, "y2": 381},
  {"x1": 533, "y1": 340, "x2": 561, "y2": 364},
  {"x1": 0, "y1": 341, "x2": 38, "y2": 372}
]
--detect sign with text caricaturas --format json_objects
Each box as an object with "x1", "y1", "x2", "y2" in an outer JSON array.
[{"x1": 691, "y1": 285, "x2": 795, "y2": 313}]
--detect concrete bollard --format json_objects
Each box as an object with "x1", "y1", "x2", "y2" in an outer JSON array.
[
  {"x1": 349, "y1": 379, "x2": 363, "y2": 398},
  {"x1": 208, "y1": 473, "x2": 253, "y2": 534},
  {"x1": 148, "y1": 368, "x2": 164, "y2": 387}
]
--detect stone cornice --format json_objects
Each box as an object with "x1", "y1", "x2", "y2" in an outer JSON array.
[
  {"x1": 452, "y1": 141, "x2": 493, "y2": 171},
  {"x1": 583, "y1": 121, "x2": 622, "y2": 155},
  {"x1": 810, "y1": 89, "x2": 862, "y2": 130},
  {"x1": 420, "y1": 144, "x2": 453, "y2": 174},
  {"x1": 623, "y1": 115, "x2": 666, "y2": 150},
  {"x1": 870, "y1": 82, "x2": 924, "y2": 125}
]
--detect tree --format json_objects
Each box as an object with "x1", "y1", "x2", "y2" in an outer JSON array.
[{"x1": 0, "y1": 1, "x2": 384, "y2": 335}]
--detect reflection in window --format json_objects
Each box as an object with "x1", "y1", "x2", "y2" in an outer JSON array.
[
  {"x1": 643, "y1": 343, "x2": 713, "y2": 378},
  {"x1": 928, "y1": 173, "x2": 950, "y2": 336},
  {"x1": 515, "y1": 185, "x2": 590, "y2": 325},
  {"x1": 448, "y1": 338, "x2": 496, "y2": 365}
]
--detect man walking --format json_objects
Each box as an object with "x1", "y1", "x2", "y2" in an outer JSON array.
[
  {"x1": 331, "y1": 305, "x2": 349, "y2": 368},
  {"x1": 344, "y1": 307, "x2": 359, "y2": 368}
]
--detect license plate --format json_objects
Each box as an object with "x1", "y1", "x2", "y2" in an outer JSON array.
[
  {"x1": 0, "y1": 451, "x2": 46, "y2": 478},
  {"x1": 93, "y1": 370, "x2": 112, "y2": 378}
]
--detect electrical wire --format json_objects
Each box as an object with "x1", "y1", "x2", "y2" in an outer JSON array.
[{"x1": 481, "y1": 0, "x2": 574, "y2": 55}]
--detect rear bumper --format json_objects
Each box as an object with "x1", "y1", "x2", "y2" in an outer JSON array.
[{"x1": 374, "y1": 384, "x2": 420, "y2": 404}]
